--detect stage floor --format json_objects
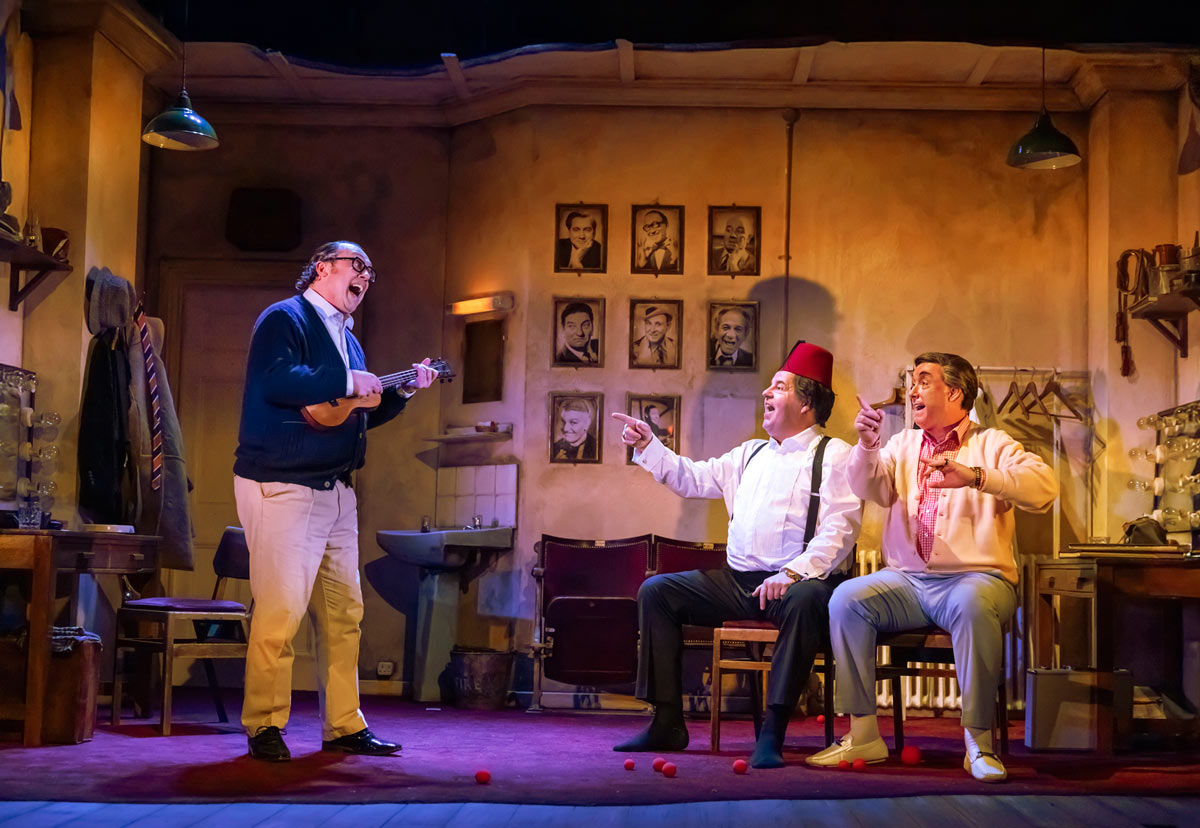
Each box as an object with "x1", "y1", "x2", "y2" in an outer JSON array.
[{"x1": 0, "y1": 691, "x2": 1197, "y2": 809}]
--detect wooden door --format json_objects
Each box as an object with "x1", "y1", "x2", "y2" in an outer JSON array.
[{"x1": 160, "y1": 260, "x2": 318, "y2": 690}]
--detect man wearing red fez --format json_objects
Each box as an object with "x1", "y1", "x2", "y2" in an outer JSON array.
[
  {"x1": 808, "y1": 352, "x2": 1056, "y2": 782},
  {"x1": 611, "y1": 341, "x2": 862, "y2": 768}
]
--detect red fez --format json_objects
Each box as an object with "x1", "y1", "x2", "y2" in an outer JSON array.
[{"x1": 780, "y1": 341, "x2": 833, "y2": 387}]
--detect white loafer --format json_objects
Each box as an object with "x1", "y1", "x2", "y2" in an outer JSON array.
[
  {"x1": 805, "y1": 735, "x2": 888, "y2": 767},
  {"x1": 964, "y1": 749, "x2": 1007, "y2": 782}
]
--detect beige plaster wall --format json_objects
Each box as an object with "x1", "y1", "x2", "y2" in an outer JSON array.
[
  {"x1": 1086, "y1": 93, "x2": 1181, "y2": 537},
  {"x1": 24, "y1": 31, "x2": 145, "y2": 524},
  {"x1": 0, "y1": 32, "x2": 34, "y2": 366},
  {"x1": 145, "y1": 122, "x2": 450, "y2": 683},
  {"x1": 440, "y1": 105, "x2": 1090, "y2": 656}
]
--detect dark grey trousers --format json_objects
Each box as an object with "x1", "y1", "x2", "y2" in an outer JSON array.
[{"x1": 635, "y1": 567, "x2": 842, "y2": 709}]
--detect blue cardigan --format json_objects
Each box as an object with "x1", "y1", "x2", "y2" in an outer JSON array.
[{"x1": 233, "y1": 295, "x2": 407, "y2": 489}]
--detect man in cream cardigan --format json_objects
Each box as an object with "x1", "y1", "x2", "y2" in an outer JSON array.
[{"x1": 807, "y1": 352, "x2": 1057, "y2": 782}]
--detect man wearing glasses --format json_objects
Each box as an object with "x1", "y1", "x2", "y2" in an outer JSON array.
[
  {"x1": 636, "y1": 209, "x2": 679, "y2": 271},
  {"x1": 234, "y1": 240, "x2": 438, "y2": 762}
]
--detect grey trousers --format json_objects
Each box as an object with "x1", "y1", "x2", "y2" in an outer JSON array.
[{"x1": 828, "y1": 568, "x2": 1015, "y2": 730}]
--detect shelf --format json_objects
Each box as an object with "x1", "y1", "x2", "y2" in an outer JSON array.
[
  {"x1": 0, "y1": 237, "x2": 73, "y2": 312},
  {"x1": 425, "y1": 431, "x2": 512, "y2": 444},
  {"x1": 1129, "y1": 287, "x2": 1200, "y2": 358}
]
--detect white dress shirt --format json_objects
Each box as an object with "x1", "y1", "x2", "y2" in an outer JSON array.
[
  {"x1": 303, "y1": 288, "x2": 355, "y2": 396},
  {"x1": 634, "y1": 426, "x2": 863, "y2": 579}
]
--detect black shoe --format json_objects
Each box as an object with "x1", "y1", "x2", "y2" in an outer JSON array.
[
  {"x1": 247, "y1": 726, "x2": 290, "y2": 762},
  {"x1": 321, "y1": 727, "x2": 401, "y2": 756}
]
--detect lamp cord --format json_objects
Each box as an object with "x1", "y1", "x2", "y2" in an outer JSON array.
[{"x1": 1115, "y1": 248, "x2": 1153, "y2": 377}]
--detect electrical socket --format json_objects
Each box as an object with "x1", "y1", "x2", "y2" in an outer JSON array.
[{"x1": 376, "y1": 660, "x2": 395, "y2": 677}]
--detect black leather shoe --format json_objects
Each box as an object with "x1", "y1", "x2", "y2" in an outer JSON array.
[
  {"x1": 247, "y1": 726, "x2": 290, "y2": 762},
  {"x1": 322, "y1": 727, "x2": 401, "y2": 756}
]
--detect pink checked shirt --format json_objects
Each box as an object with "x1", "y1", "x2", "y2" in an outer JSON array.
[
  {"x1": 847, "y1": 420, "x2": 1057, "y2": 585},
  {"x1": 915, "y1": 417, "x2": 971, "y2": 562}
]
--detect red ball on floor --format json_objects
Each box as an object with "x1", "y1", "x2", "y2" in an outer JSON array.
[
  {"x1": 852, "y1": 758, "x2": 867, "y2": 771},
  {"x1": 652, "y1": 757, "x2": 666, "y2": 772},
  {"x1": 732, "y1": 759, "x2": 748, "y2": 774},
  {"x1": 623, "y1": 759, "x2": 635, "y2": 771},
  {"x1": 837, "y1": 759, "x2": 851, "y2": 770},
  {"x1": 474, "y1": 769, "x2": 491, "y2": 784},
  {"x1": 901, "y1": 745, "x2": 922, "y2": 766},
  {"x1": 817, "y1": 714, "x2": 825, "y2": 723},
  {"x1": 662, "y1": 762, "x2": 677, "y2": 778}
]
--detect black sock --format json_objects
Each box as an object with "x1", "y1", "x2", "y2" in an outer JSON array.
[
  {"x1": 749, "y1": 704, "x2": 791, "y2": 768},
  {"x1": 613, "y1": 702, "x2": 689, "y2": 752}
]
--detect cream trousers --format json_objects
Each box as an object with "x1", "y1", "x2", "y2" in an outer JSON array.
[{"x1": 234, "y1": 475, "x2": 367, "y2": 740}]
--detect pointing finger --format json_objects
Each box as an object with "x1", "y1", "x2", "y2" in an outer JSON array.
[{"x1": 611, "y1": 412, "x2": 640, "y2": 425}]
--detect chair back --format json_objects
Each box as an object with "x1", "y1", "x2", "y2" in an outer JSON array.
[
  {"x1": 651, "y1": 536, "x2": 727, "y2": 575},
  {"x1": 212, "y1": 527, "x2": 251, "y2": 582},
  {"x1": 538, "y1": 533, "x2": 651, "y2": 603}
]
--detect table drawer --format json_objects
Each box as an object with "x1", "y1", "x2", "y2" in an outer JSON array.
[
  {"x1": 54, "y1": 540, "x2": 155, "y2": 573},
  {"x1": 1038, "y1": 565, "x2": 1096, "y2": 595}
]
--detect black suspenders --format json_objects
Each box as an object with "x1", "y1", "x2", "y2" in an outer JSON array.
[{"x1": 743, "y1": 435, "x2": 832, "y2": 549}]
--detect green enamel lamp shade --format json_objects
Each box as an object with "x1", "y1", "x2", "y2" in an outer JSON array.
[
  {"x1": 142, "y1": 90, "x2": 219, "y2": 151},
  {"x1": 1006, "y1": 111, "x2": 1081, "y2": 170}
]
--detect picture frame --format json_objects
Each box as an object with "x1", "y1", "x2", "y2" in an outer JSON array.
[
  {"x1": 549, "y1": 392, "x2": 603, "y2": 464},
  {"x1": 707, "y1": 206, "x2": 761, "y2": 276},
  {"x1": 628, "y1": 299, "x2": 682, "y2": 370},
  {"x1": 707, "y1": 301, "x2": 759, "y2": 371},
  {"x1": 631, "y1": 204, "x2": 684, "y2": 274},
  {"x1": 551, "y1": 297, "x2": 605, "y2": 368},
  {"x1": 554, "y1": 204, "x2": 608, "y2": 273},
  {"x1": 627, "y1": 393, "x2": 680, "y2": 463}
]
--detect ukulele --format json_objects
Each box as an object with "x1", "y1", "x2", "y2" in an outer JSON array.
[{"x1": 301, "y1": 358, "x2": 455, "y2": 429}]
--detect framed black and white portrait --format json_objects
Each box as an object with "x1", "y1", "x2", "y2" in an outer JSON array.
[
  {"x1": 708, "y1": 206, "x2": 761, "y2": 276},
  {"x1": 554, "y1": 204, "x2": 607, "y2": 273},
  {"x1": 549, "y1": 392, "x2": 603, "y2": 464},
  {"x1": 629, "y1": 299, "x2": 682, "y2": 370},
  {"x1": 707, "y1": 301, "x2": 758, "y2": 371},
  {"x1": 631, "y1": 204, "x2": 684, "y2": 274},
  {"x1": 627, "y1": 394, "x2": 680, "y2": 463},
  {"x1": 551, "y1": 297, "x2": 604, "y2": 368}
]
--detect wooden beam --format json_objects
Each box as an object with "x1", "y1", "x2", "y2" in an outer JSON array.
[
  {"x1": 966, "y1": 50, "x2": 1000, "y2": 85},
  {"x1": 792, "y1": 49, "x2": 815, "y2": 84},
  {"x1": 616, "y1": 39, "x2": 635, "y2": 84},
  {"x1": 266, "y1": 50, "x2": 313, "y2": 100},
  {"x1": 440, "y1": 52, "x2": 471, "y2": 100}
]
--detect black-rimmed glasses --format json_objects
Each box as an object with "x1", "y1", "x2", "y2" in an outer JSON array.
[{"x1": 328, "y1": 256, "x2": 377, "y2": 283}]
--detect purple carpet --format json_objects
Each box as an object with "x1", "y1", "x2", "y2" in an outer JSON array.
[{"x1": 1, "y1": 691, "x2": 1197, "y2": 805}]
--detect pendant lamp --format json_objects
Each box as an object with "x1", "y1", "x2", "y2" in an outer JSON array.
[
  {"x1": 1006, "y1": 48, "x2": 1080, "y2": 170},
  {"x1": 142, "y1": 0, "x2": 218, "y2": 151}
]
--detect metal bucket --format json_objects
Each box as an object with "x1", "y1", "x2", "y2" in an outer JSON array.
[{"x1": 449, "y1": 647, "x2": 513, "y2": 710}]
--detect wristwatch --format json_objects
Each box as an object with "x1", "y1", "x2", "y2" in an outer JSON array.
[{"x1": 782, "y1": 567, "x2": 803, "y2": 583}]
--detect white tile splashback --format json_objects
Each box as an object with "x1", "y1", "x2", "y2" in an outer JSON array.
[{"x1": 436, "y1": 464, "x2": 518, "y2": 528}]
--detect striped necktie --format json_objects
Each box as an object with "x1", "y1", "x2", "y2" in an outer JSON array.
[{"x1": 133, "y1": 303, "x2": 163, "y2": 491}]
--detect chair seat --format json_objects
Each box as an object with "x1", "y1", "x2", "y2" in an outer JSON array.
[
  {"x1": 879, "y1": 625, "x2": 952, "y2": 649},
  {"x1": 124, "y1": 597, "x2": 247, "y2": 613},
  {"x1": 721, "y1": 620, "x2": 778, "y2": 631}
]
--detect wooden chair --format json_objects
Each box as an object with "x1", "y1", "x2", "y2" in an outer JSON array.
[
  {"x1": 877, "y1": 625, "x2": 1009, "y2": 755},
  {"x1": 112, "y1": 526, "x2": 251, "y2": 735},
  {"x1": 710, "y1": 621, "x2": 835, "y2": 751},
  {"x1": 529, "y1": 534, "x2": 652, "y2": 711}
]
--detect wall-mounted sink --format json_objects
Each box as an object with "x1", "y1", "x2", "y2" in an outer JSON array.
[
  {"x1": 377, "y1": 527, "x2": 514, "y2": 570},
  {"x1": 376, "y1": 526, "x2": 515, "y2": 703}
]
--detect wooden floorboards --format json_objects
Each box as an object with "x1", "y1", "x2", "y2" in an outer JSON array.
[{"x1": 0, "y1": 796, "x2": 1195, "y2": 827}]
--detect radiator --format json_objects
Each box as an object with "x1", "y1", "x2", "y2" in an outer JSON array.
[{"x1": 857, "y1": 549, "x2": 1027, "y2": 714}]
